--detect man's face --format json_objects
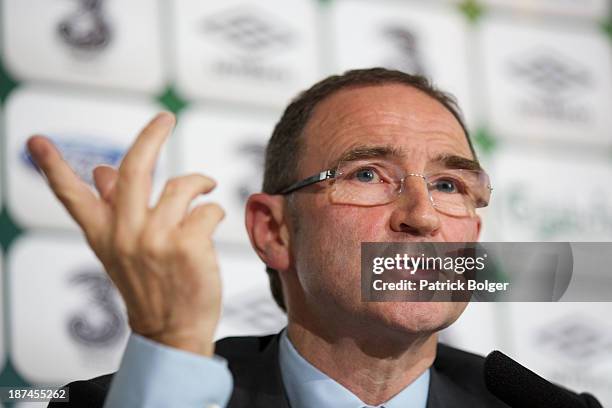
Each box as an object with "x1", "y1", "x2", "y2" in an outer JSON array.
[{"x1": 287, "y1": 84, "x2": 481, "y2": 337}]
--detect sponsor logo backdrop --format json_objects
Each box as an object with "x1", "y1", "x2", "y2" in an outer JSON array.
[{"x1": 0, "y1": 0, "x2": 610, "y2": 405}]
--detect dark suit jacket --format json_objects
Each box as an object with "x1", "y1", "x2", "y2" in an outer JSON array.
[{"x1": 49, "y1": 332, "x2": 601, "y2": 407}]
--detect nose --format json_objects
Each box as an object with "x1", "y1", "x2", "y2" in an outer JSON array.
[{"x1": 389, "y1": 175, "x2": 441, "y2": 237}]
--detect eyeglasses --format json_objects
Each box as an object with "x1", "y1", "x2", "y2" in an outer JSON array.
[{"x1": 277, "y1": 159, "x2": 493, "y2": 217}]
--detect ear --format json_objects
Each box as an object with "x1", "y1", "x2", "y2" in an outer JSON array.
[{"x1": 245, "y1": 193, "x2": 291, "y2": 272}]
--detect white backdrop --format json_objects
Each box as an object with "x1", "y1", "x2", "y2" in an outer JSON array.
[{"x1": 0, "y1": 0, "x2": 611, "y2": 405}]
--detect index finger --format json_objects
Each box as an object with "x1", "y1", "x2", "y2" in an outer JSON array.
[
  {"x1": 26, "y1": 135, "x2": 108, "y2": 235},
  {"x1": 115, "y1": 112, "x2": 175, "y2": 233}
]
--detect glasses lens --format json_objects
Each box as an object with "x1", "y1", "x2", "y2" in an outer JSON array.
[
  {"x1": 328, "y1": 160, "x2": 492, "y2": 216},
  {"x1": 428, "y1": 169, "x2": 491, "y2": 216},
  {"x1": 330, "y1": 160, "x2": 402, "y2": 206}
]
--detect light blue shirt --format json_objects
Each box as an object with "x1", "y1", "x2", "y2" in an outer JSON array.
[
  {"x1": 104, "y1": 330, "x2": 430, "y2": 408},
  {"x1": 104, "y1": 333, "x2": 233, "y2": 408},
  {"x1": 279, "y1": 330, "x2": 430, "y2": 408}
]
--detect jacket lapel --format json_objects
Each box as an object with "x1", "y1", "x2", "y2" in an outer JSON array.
[{"x1": 226, "y1": 332, "x2": 291, "y2": 408}]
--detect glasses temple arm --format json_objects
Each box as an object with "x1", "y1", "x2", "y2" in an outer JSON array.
[{"x1": 278, "y1": 170, "x2": 336, "y2": 195}]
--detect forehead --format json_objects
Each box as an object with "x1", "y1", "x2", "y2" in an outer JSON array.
[{"x1": 300, "y1": 84, "x2": 471, "y2": 172}]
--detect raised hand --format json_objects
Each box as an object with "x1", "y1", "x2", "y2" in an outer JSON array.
[{"x1": 27, "y1": 112, "x2": 225, "y2": 357}]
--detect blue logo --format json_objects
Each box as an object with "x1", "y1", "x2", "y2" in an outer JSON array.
[{"x1": 22, "y1": 136, "x2": 124, "y2": 186}]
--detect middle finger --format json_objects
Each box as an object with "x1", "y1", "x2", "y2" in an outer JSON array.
[{"x1": 115, "y1": 112, "x2": 175, "y2": 234}]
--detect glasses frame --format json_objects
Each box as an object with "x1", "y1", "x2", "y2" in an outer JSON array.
[
  {"x1": 278, "y1": 169, "x2": 337, "y2": 195},
  {"x1": 277, "y1": 163, "x2": 493, "y2": 214}
]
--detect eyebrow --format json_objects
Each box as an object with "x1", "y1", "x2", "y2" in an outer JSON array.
[
  {"x1": 433, "y1": 154, "x2": 482, "y2": 171},
  {"x1": 333, "y1": 146, "x2": 404, "y2": 166},
  {"x1": 332, "y1": 145, "x2": 482, "y2": 171}
]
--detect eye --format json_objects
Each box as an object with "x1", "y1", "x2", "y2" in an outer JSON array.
[
  {"x1": 433, "y1": 178, "x2": 459, "y2": 193},
  {"x1": 352, "y1": 167, "x2": 382, "y2": 183}
]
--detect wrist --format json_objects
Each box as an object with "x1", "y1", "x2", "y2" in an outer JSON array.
[{"x1": 145, "y1": 331, "x2": 215, "y2": 357}]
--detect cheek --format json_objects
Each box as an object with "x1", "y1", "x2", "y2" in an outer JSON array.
[
  {"x1": 293, "y1": 206, "x2": 374, "y2": 300},
  {"x1": 314, "y1": 206, "x2": 392, "y2": 262},
  {"x1": 326, "y1": 204, "x2": 393, "y2": 240},
  {"x1": 439, "y1": 216, "x2": 480, "y2": 241}
]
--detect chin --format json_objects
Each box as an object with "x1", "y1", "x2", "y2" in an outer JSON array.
[{"x1": 364, "y1": 301, "x2": 467, "y2": 336}]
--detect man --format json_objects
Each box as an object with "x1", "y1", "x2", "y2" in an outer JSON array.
[{"x1": 29, "y1": 68, "x2": 598, "y2": 407}]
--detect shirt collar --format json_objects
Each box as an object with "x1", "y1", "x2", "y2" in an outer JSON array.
[{"x1": 278, "y1": 329, "x2": 430, "y2": 408}]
